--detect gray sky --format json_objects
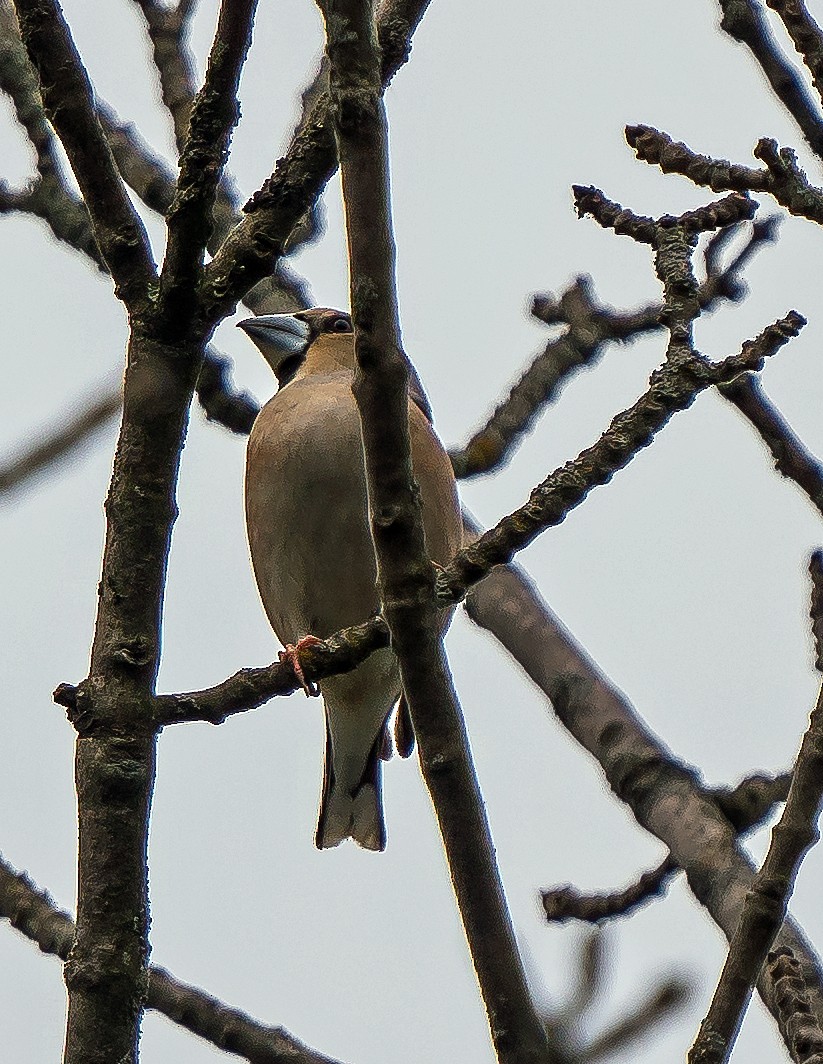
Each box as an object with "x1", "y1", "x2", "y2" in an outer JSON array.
[{"x1": 3, "y1": 0, "x2": 823, "y2": 1060}]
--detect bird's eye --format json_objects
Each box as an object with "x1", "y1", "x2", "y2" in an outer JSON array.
[{"x1": 331, "y1": 317, "x2": 352, "y2": 333}]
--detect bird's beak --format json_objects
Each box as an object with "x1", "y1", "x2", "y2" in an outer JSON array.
[{"x1": 237, "y1": 314, "x2": 311, "y2": 382}]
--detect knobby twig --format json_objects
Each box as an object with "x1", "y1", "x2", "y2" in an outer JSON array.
[
  {"x1": 541, "y1": 773, "x2": 791, "y2": 924},
  {"x1": 689, "y1": 554, "x2": 823, "y2": 1063},
  {"x1": 450, "y1": 218, "x2": 777, "y2": 480},
  {"x1": 319, "y1": 0, "x2": 553, "y2": 1060},
  {"x1": 768, "y1": 948, "x2": 823, "y2": 1063},
  {"x1": 627, "y1": 124, "x2": 823, "y2": 226},
  {"x1": 439, "y1": 311, "x2": 803, "y2": 604},
  {"x1": 0, "y1": 855, "x2": 341, "y2": 1064}
]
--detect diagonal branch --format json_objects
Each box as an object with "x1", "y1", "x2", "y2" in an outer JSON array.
[
  {"x1": 717, "y1": 0, "x2": 823, "y2": 159},
  {"x1": 462, "y1": 529, "x2": 823, "y2": 1049},
  {"x1": 0, "y1": 855, "x2": 341, "y2": 1064},
  {"x1": 159, "y1": 0, "x2": 258, "y2": 330},
  {"x1": 450, "y1": 219, "x2": 777, "y2": 480},
  {"x1": 198, "y1": 0, "x2": 431, "y2": 327},
  {"x1": 0, "y1": 387, "x2": 121, "y2": 499},
  {"x1": 12, "y1": 0, "x2": 155, "y2": 308},
  {"x1": 689, "y1": 554, "x2": 823, "y2": 1064},
  {"x1": 437, "y1": 309, "x2": 803, "y2": 606},
  {"x1": 319, "y1": 1, "x2": 552, "y2": 1061},
  {"x1": 765, "y1": 0, "x2": 823, "y2": 113}
]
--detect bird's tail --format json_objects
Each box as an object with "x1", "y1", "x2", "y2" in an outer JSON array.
[{"x1": 315, "y1": 725, "x2": 387, "y2": 851}]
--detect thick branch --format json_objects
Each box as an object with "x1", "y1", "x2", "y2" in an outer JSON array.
[
  {"x1": 320, "y1": 1, "x2": 551, "y2": 1060},
  {"x1": 12, "y1": 0, "x2": 155, "y2": 308},
  {"x1": 463, "y1": 534, "x2": 823, "y2": 1045}
]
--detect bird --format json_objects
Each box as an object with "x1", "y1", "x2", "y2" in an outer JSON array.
[{"x1": 239, "y1": 307, "x2": 462, "y2": 851}]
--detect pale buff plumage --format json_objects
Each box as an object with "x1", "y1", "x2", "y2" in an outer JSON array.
[{"x1": 240, "y1": 308, "x2": 462, "y2": 850}]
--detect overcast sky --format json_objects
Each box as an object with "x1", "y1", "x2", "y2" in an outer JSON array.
[{"x1": 3, "y1": 1, "x2": 823, "y2": 1061}]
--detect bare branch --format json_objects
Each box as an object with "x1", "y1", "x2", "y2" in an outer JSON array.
[
  {"x1": 451, "y1": 220, "x2": 777, "y2": 480},
  {"x1": 159, "y1": 0, "x2": 258, "y2": 330},
  {"x1": 541, "y1": 773, "x2": 791, "y2": 925},
  {"x1": 13, "y1": 0, "x2": 155, "y2": 308},
  {"x1": 199, "y1": 0, "x2": 431, "y2": 327},
  {"x1": 627, "y1": 124, "x2": 823, "y2": 225},
  {"x1": 132, "y1": 0, "x2": 199, "y2": 151},
  {"x1": 0, "y1": 387, "x2": 121, "y2": 500},
  {"x1": 462, "y1": 534, "x2": 823, "y2": 1047},
  {"x1": 768, "y1": 948, "x2": 823, "y2": 1063},
  {"x1": 717, "y1": 0, "x2": 823, "y2": 158},
  {"x1": 0, "y1": 855, "x2": 342, "y2": 1064},
  {"x1": 150, "y1": 616, "x2": 390, "y2": 727},
  {"x1": 765, "y1": 0, "x2": 823, "y2": 113},
  {"x1": 720, "y1": 373, "x2": 823, "y2": 518},
  {"x1": 319, "y1": 0, "x2": 552, "y2": 1059},
  {"x1": 689, "y1": 555, "x2": 823, "y2": 1063},
  {"x1": 438, "y1": 309, "x2": 804, "y2": 606}
]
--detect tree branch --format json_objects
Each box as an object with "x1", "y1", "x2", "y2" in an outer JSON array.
[
  {"x1": 689, "y1": 554, "x2": 823, "y2": 1063},
  {"x1": 765, "y1": 0, "x2": 823, "y2": 111},
  {"x1": 463, "y1": 535, "x2": 823, "y2": 1050},
  {"x1": 13, "y1": 0, "x2": 155, "y2": 308},
  {"x1": 318, "y1": 1, "x2": 552, "y2": 1060},
  {"x1": 0, "y1": 855, "x2": 342, "y2": 1064},
  {"x1": 717, "y1": 0, "x2": 823, "y2": 159},
  {"x1": 159, "y1": 0, "x2": 258, "y2": 331},
  {"x1": 198, "y1": 0, "x2": 431, "y2": 327},
  {"x1": 450, "y1": 219, "x2": 777, "y2": 480}
]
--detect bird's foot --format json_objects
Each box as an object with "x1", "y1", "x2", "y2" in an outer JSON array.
[{"x1": 279, "y1": 635, "x2": 324, "y2": 697}]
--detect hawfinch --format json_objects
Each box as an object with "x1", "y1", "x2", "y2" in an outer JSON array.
[{"x1": 239, "y1": 308, "x2": 462, "y2": 850}]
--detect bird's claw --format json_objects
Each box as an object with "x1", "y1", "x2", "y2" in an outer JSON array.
[{"x1": 279, "y1": 635, "x2": 323, "y2": 697}]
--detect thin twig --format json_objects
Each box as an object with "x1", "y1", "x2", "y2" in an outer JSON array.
[
  {"x1": 450, "y1": 219, "x2": 777, "y2": 480},
  {"x1": 0, "y1": 388, "x2": 121, "y2": 499},
  {"x1": 541, "y1": 772, "x2": 791, "y2": 925}
]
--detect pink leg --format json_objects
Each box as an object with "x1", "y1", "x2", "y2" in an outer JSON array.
[{"x1": 279, "y1": 634, "x2": 324, "y2": 697}]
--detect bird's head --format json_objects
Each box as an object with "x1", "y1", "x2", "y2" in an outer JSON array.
[{"x1": 237, "y1": 308, "x2": 354, "y2": 386}]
